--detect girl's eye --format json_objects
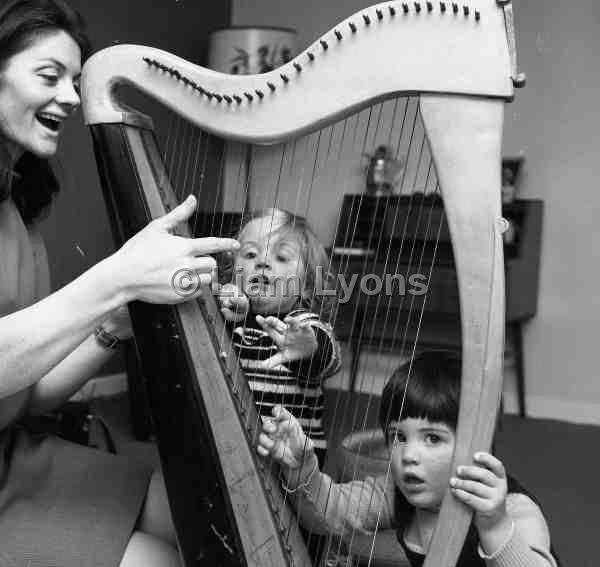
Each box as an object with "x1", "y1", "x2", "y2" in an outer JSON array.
[
  {"x1": 276, "y1": 254, "x2": 290, "y2": 262},
  {"x1": 425, "y1": 434, "x2": 441, "y2": 445},
  {"x1": 243, "y1": 251, "x2": 256, "y2": 259}
]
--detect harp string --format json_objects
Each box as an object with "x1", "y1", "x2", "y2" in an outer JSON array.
[
  {"x1": 158, "y1": 91, "x2": 452, "y2": 563},
  {"x1": 320, "y1": 100, "x2": 405, "y2": 562},
  {"x1": 331, "y1": 101, "x2": 419, "y2": 484},
  {"x1": 278, "y1": 133, "x2": 333, "y2": 546},
  {"x1": 299, "y1": 100, "x2": 398, "y2": 561},
  {"x1": 325, "y1": 100, "x2": 450, "y2": 563}
]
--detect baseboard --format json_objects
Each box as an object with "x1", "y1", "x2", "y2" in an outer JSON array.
[
  {"x1": 71, "y1": 372, "x2": 128, "y2": 402},
  {"x1": 81, "y1": 371, "x2": 600, "y2": 427}
]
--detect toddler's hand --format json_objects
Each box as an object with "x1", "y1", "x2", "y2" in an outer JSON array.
[
  {"x1": 255, "y1": 314, "x2": 318, "y2": 369},
  {"x1": 257, "y1": 405, "x2": 314, "y2": 469},
  {"x1": 450, "y1": 452, "x2": 509, "y2": 534},
  {"x1": 218, "y1": 283, "x2": 249, "y2": 322}
]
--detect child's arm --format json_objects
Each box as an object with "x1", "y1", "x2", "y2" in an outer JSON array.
[
  {"x1": 258, "y1": 405, "x2": 394, "y2": 536},
  {"x1": 451, "y1": 452, "x2": 557, "y2": 566},
  {"x1": 256, "y1": 313, "x2": 341, "y2": 382}
]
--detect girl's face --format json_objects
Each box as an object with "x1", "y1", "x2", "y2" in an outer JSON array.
[
  {"x1": 387, "y1": 417, "x2": 455, "y2": 511},
  {"x1": 235, "y1": 217, "x2": 304, "y2": 315},
  {"x1": 0, "y1": 30, "x2": 81, "y2": 161}
]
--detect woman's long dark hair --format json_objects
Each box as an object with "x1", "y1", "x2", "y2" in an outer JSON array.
[{"x1": 0, "y1": 0, "x2": 90, "y2": 224}]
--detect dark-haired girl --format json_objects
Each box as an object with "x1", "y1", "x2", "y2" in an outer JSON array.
[{"x1": 258, "y1": 351, "x2": 558, "y2": 567}]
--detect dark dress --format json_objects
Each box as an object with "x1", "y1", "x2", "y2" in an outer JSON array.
[
  {"x1": 0, "y1": 200, "x2": 152, "y2": 567},
  {"x1": 394, "y1": 475, "x2": 561, "y2": 567}
]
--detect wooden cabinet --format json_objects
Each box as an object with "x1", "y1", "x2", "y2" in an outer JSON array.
[{"x1": 331, "y1": 194, "x2": 543, "y2": 416}]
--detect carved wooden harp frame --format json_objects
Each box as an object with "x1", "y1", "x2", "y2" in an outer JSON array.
[{"x1": 81, "y1": 1, "x2": 521, "y2": 565}]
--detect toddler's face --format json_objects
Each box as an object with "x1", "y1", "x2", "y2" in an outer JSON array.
[
  {"x1": 234, "y1": 218, "x2": 304, "y2": 315},
  {"x1": 387, "y1": 417, "x2": 455, "y2": 511}
]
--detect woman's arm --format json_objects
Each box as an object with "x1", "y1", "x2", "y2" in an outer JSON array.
[
  {"x1": 0, "y1": 257, "x2": 125, "y2": 398},
  {"x1": 26, "y1": 307, "x2": 131, "y2": 415},
  {"x1": 27, "y1": 334, "x2": 116, "y2": 415},
  {"x1": 0, "y1": 196, "x2": 238, "y2": 398}
]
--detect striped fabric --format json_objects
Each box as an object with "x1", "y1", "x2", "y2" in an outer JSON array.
[{"x1": 231, "y1": 309, "x2": 341, "y2": 451}]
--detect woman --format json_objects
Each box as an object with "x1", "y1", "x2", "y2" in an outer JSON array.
[{"x1": 0, "y1": 1, "x2": 237, "y2": 565}]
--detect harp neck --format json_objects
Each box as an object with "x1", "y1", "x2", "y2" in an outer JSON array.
[{"x1": 82, "y1": 0, "x2": 513, "y2": 143}]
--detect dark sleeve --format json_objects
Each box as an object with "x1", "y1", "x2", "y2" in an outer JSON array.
[{"x1": 286, "y1": 316, "x2": 342, "y2": 386}]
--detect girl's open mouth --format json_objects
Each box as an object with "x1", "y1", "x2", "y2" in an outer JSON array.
[
  {"x1": 247, "y1": 275, "x2": 271, "y2": 295},
  {"x1": 403, "y1": 473, "x2": 425, "y2": 486}
]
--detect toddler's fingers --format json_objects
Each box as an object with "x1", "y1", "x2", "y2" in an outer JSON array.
[
  {"x1": 260, "y1": 353, "x2": 286, "y2": 370},
  {"x1": 457, "y1": 465, "x2": 497, "y2": 487},
  {"x1": 272, "y1": 405, "x2": 294, "y2": 422},
  {"x1": 264, "y1": 316, "x2": 288, "y2": 334},
  {"x1": 474, "y1": 452, "x2": 506, "y2": 478},
  {"x1": 284, "y1": 317, "x2": 301, "y2": 332},
  {"x1": 257, "y1": 445, "x2": 270, "y2": 458},
  {"x1": 258, "y1": 432, "x2": 275, "y2": 452},
  {"x1": 450, "y1": 477, "x2": 493, "y2": 499},
  {"x1": 450, "y1": 488, "x2": 488, "y2": 511},
  {"x1": 261, "y1": 418, "x2": 277, "y2": 435}
]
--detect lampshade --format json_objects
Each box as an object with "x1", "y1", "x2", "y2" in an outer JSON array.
[
  {"x1": 207, "y1": 26, "x2": 297, "y2": 74},
  {"x1": 206, "y1": 27, "x2": 298, "y2": 213}
]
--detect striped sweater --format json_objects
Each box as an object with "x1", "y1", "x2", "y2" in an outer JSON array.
[{"x1": 230, "y1": 309, "x2": 341, "y2": 452}]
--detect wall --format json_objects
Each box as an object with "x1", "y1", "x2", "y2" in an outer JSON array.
[
  {"x1": 39, "y1": 0, "x2": 231, "y2": 373},
  {"x1": 232, "y1": 0, "x2": 600, "y2": 424},
  {"x1": 502, "y1": 0, "x2": 600, "y2": 424}
]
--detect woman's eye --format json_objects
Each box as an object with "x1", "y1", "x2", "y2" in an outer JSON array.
[
  {"x1": 40, "y1": 74, "x2": 59, "y2": 84},
  {"x1": 243, "y1": 251, "x2": 256, "y2": 259},
  {"x1": 276, "y1": 254, "x2": 290, "y2": 262}
]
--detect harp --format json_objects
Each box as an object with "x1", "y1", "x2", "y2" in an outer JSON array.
[{"x1": 81, "y1": 1, "x2": 522, "y2": 565}]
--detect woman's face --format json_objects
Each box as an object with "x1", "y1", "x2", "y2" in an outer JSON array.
[{"x1": 0, "y1": 30, "x2": 81, "y2": 160}]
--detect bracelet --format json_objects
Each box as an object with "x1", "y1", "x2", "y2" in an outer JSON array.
[
  {"x1": 281, "y1": 458, "x2": 318, "y2": 494},
  {"x1": 94, "y1": 325, "x2": 122, "y2": 350}
]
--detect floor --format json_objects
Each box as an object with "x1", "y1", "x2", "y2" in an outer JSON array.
[{"x1": 91, "y1": 387, "x2": 598, "y2": 567}]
